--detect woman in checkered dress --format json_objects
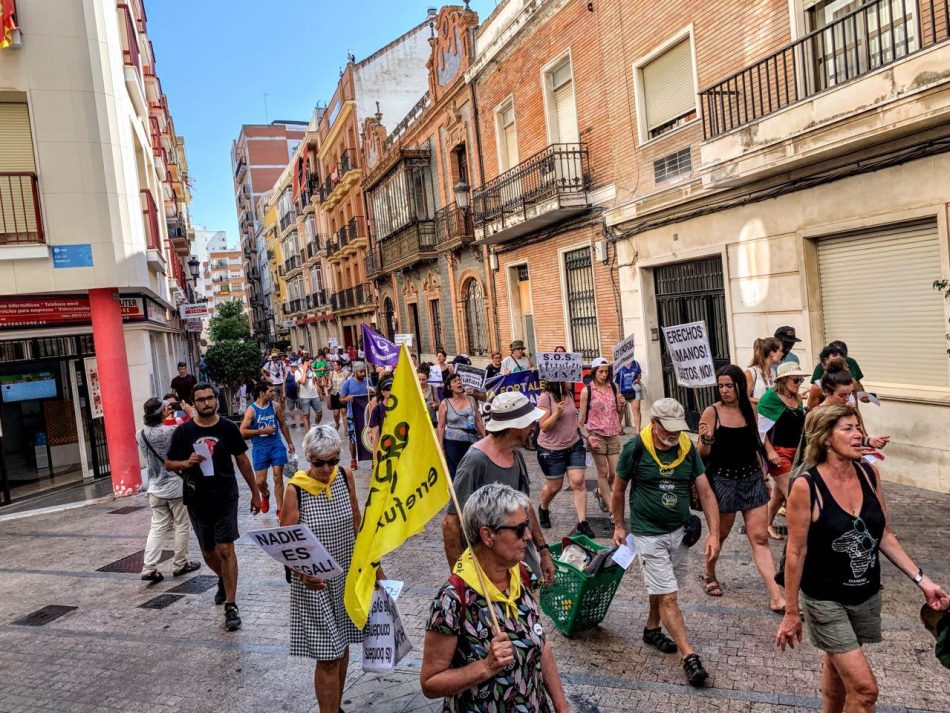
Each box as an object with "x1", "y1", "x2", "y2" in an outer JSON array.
[{"x1": 280, "y1": 424, "x2": 364, "y2": 713}]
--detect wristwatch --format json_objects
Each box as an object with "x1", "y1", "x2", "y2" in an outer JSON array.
[{"x1": 913, "y1": 568, "x2": 924, "y2": 584}]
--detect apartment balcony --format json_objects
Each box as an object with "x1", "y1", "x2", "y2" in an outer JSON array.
[
  {"x1": 434, "y1": 203, "x2": 475, "y2": 251},
  {"x1": 473, "y1": 143, "x2": 590, "y2": 245},
  {"x1": 166, "y1": 215, "x2": 189, "y2": 255},
  {"x1": 373, "y1": 220, "x2": 437, "y2": 275},
  {"x1": 234, "y1": 158, "x2": 247, "y2": 179},
  {"x1": 279, "y1": 208, "x2": 297, "y2": 234},
  {"x1": 327, "y1": 216, "x2": 367, "y2": 261},
  {"x1": 308, "y1": 174, "x2": 322, "y2": 207},
  {"x1": 698, "y1": 0, "x2": 950, "y2": 190},
  {"x1": 304, "y1": 236, "x2": 326, "y2": 263},
  {"x1": 306, "y1": 288, "x2": 330, "y2": 311},
  {"x1": 321, "y1": 148, "x2": 361, "y2": 211},
  {"x1": 289, "y1": 298, "x2": 305, "y2": 315},
  {"x1": 0, "y1": 173, "x2": 44, "y2": 245},
  {"x1": 283, "y1": 253, "x2": 302, "y2": 277},
  {"x1": 330, "y1": 283, "x2": 375, "y2": 314},
  {"x1": 118, "y1": 4, "x2": 147, "y2": 117}
]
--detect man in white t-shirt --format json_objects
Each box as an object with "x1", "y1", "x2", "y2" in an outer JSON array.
[
  {"x1": 501, "y1": 340, "x2": 533, "y2": 374},
  {"x1": 261, "y1": 354, "x2": 287, "y2": 405},
  {"x1": 294, "y1": 359, "x2": 324, "y2": 430}
]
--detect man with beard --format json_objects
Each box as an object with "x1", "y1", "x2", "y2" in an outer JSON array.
[
  {"x1": 165, "y1": 383, "x2": 261, "y2": 632},
  {"x1": 441, "y1": 392, "x2": 556, "y2": 586},
  {"x1": 612, "y1": 398, "x2": 720, "y2": 687}
]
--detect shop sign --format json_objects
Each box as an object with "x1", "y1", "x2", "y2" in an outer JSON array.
[
  {"x1": 185, "y1": 320, "x2": 203, "y2": 333},
  {"x1": 179, "y1": 303, "x2": 209, "y2": 320},
  {"x1": 0, "y1": 295, "x2": 145, "y2": 329}
]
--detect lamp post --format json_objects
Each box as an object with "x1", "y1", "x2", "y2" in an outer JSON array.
[
  {"x1": 453, "y1": 181, "x2": 470, "y2": 212},
  {"x1": 187, "y1": 256, "x2": 200, "y2": 282}
]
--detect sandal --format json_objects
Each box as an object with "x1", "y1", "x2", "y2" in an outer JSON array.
[
  {"x1": 642, "y1": 626, "x2": 678, "y2": 653},
  {"x1": 702, "y1": 574, "x2": 723, "y2": 597},
  {"x1": 173, "y1": 561, "x2": 201, "y2": 577},
  {"x1": 141, "y1": 570, "x2": 164, "y2": 583},
  {"x1": 594, "y1": 490, "x2": 610, "y2": 514},
  {"x1": 767, "y1": 526, "x2": 784, "y2": 541}
]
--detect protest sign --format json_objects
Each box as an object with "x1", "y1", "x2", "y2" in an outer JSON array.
[
  {"x1": 247, "y1": 524, "x2": 344, "y2": 579},
  {"x1": 455, "y1": 363, "x2": 486, "y2": 391},
  {"x1": 612, "y1": 333, "x2": 637, "y2": 370},
  {"x1": 428, "y1": 364, "x2": 443, "y2": 384},
  {"x1": 362, "y1": 586, "x2": 413, "y2": 673},
  {"x1": 328, "y1": 337, "x2": 339, "y2": 349},
  {"x1": 537, "y1": 352, "x2": 583, "y2": 383},
  {"x1": 661, "y1": 321, "x2": 716, "y2": 388},
  {"x1": 480, "y1": 370, "x2": 542, "y2": 422},
  {"x1": 394, "y1": 334, "x2": 413, "y2": 347}
]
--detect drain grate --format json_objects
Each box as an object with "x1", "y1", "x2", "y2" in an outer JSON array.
[
  {"x1": 109, "y1": 505, "x2": 147, "y2": 514},
  {"x1": 569, "y1": 516, "x2": 615, "y2": 539},
  {"x1": 12, "y1": 605, "x2": 78, "y2": 627},
  {"x1": 167, "y1": 575, "x2": 218, "y2": 595},
  {"x1": 139, "y1": 594, "x2": 185, "y2": 610},
  {"x1": 97, "y1": 549, "x2": 173, "y2": 573}
]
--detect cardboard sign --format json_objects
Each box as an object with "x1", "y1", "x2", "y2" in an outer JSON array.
[
  {"x1": 394, "y1": 334, "x2": 413, "y2": 347},
  {"x1": 455, "y1": 364, "x2": 486, "y2": 391},
  {"x1": 662, "y1": 321, "x2": 716, "y2": 388},
  {"x1": 328, "y1": 337, "x2": 339, "y2": 349},
  {"x1": 247, "y1": 524, "x2": 344, "y2": 579},
  {"x1": 612, "y1": 333, "x2": 637, "y2": 370},
  {"x1": 362, "y1": 586, "x2": 413, "y2": 674},
  {"x1": 537, "y1": 352, "x2": 582, "y2": 383},
  {"x1": 428, "y1": 364, "x2": 443, "y2": 384}
]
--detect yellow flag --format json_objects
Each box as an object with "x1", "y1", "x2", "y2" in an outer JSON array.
[{"x1": 344, "y1": 343, "x2": 450, "y2": 628}]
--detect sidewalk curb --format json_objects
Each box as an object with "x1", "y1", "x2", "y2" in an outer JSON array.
[{"x1": 0, "y1": 493, "x2": 116, "y2": 524}]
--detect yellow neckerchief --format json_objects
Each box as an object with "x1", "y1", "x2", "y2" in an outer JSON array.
[
  {"x1": 454, "y1": 547, "x2": 522, "y2": 619},
  {"x1": 640, "y1": 425, "x2": 691, "y2": 476},
  {"x1": 289, "y1": 466, "x2": 338, "y2": 499}
]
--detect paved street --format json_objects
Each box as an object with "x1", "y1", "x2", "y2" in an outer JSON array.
[{"x1": 0, "y1": 424, "x2": 948, "y2": 713}]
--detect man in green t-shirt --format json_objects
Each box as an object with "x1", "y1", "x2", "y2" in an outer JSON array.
[{"x1": 612, "y1": 398, "x2": 720, "y2": 687}]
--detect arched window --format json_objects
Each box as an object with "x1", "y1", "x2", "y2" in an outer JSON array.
[
  {"x1": 383, "y1": 297, "x2": 397, "y2": 340},
  {"x1": 462, "y1": 279, "x2": 488, "y2": 356}
]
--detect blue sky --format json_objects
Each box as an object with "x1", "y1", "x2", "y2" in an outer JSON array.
[{"x1": 148, "y1": 0, "x2": 498, "y2": 248}]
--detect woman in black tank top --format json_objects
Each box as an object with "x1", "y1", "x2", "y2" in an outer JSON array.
[
  {"x1": 776, "y1": 404, "x2": 949, "y2": 713},
  {"x1": 697, "y1": 365, "x2": 784, "y2": 612}
]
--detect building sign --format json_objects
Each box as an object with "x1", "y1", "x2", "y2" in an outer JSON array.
[
  {"x1": 83, "y1": 356, "x2": 103, "y2": 418},
  {"x1": 185, "y1": 319, "x2": 203, "y2": 332},
  {"x1": 0, "y1": 295, "x2": 168, "y2": 330},
  {"x1": 118, "y1": 296, "x2": 146, "y2": 320},
  {"x1": 51, "y1": 244, "x2": 94, "y2": 269},
  {"x1": 179, "y1": 303, "x2": 209, "y2": 320}
]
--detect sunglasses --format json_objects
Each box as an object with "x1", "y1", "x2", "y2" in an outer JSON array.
[
  {"x1": 309, "y1": 457, "x2": 340, "y2": 468},
  {"x1": 493, "y1": 519, "x2": 531, "y2": 538},
  {"x1": 788, "y1": 377, "x2": 804, "y2": 384}
]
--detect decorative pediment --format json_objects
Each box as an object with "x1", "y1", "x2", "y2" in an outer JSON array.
[
  {"x1": 427, "y1": 5, "x2": 478, "y2": 102},
  {"x1": 422, "y1": 269, "x2": 441, "y2": 294},
  {"x1": 361, "y1": 112, "x2": 387, "y2": 171},
  {"x1": 401, "y1": 276, "x2": 418, "y2": 299}
]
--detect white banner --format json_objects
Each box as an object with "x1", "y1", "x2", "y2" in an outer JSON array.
[
  {"x1": 178, "y1": 303, "x2": 209, "y2": 320},
  {"x1": 454, "y1": 364, "x2": 486, "y2": 391},
  {"x1": 247, "y1": 524, "x2": 344, "y2": 579},
  {"x1": 362, "y1": 586, "x2": 413, "y2": 674},
  {"x1": 394, "y1": 333, "x2": 413, "y2": 347},
  {"x1": 328, "y1": 337, "x2": 339, "y2": 349},
  {"x1": 536, "y1": 352, "x2": 583, "y2": 382},
  {"x1": 612, "y1": 332, "x2": 637, "y2": 370},
  {"x1": 661, "y1": 320, "x2": 716, "y2": 388}
]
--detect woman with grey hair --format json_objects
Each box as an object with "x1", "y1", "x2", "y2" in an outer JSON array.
[
  {"x1": 279, "y1": 424, "x2": 367, "y2": 712},
  {"x1": 420, "y1": 483, "x2": 569, "y2": 712}
]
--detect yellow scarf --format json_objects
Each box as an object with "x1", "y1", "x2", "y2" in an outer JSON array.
[
  {"x1": 454, "y1": 547, "x2": 522, "y2": 619},
  {"x1": 640, "y1": 425, "x2": 691, "y2": 476},
  {"x1": 288, "y1": 467, "x2": 338, "y2": 499}
]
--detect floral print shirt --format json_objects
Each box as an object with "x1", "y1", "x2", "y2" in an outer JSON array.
[{"x1": 425, "y1": 569, "x2": 550, "y2": 713}]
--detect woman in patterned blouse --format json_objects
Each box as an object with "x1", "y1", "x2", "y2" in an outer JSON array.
[{"x1": 420, "y1": 483, "x2": 569, "y2": 712}]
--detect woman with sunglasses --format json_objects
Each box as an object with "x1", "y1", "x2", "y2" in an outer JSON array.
[
  {"x1": 280, "y1": 425, "x2": 376, "y2": 713},
  {"x1": 776, "y1": 404, "x2": 948, "y2": 713},
  {"x1": 421, "y1": 482, "x2": 569, "y2": 713},
  {"x1": 757, "y1": 361, "x2": 808, "y2": 540}
]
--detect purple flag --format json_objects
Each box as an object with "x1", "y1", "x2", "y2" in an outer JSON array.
[{"x1": 361, "y1": 323, "x2": 399, "y2": 367}]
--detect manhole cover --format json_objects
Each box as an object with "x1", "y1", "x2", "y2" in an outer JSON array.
[
  {"x1": 109, "y1": 505, "x2": 147, "y2": 514},
  {"x1": 139, "y1": 594, "x2": 185, "y2": 610},
  {"x1": 12, "y1": 605, "x2": 77, "y2": 627},
  {"x1": 168, "y1": 575, "x2": 218, "y2": 594},
  {"x1": 97, "y1": 549, "x2": 173, "y2": 573}
]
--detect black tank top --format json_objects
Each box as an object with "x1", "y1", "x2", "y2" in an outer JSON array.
[
  {"x1": 800, "y1": 462, "x2": 885, "y2": 605},
  {"x1": 771, "y1": 406, "x2": 805, "y2": 448},
  {"x1": 707, "y1": 406, "x2": 761, "y2": 475}
]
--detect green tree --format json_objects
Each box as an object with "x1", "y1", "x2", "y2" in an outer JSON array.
[
  {"x1": 204, "y1": 338, "x2": 262, "y2": 398},
  {"x1": 208, "y1": 300, "x2": 251, "y2": 342}
]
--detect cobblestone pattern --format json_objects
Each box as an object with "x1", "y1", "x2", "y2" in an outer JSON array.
[{"x1": 0, "y1": 425, "x2": 947, "y2": 712}]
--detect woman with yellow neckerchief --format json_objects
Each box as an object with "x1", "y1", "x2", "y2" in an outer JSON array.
[
  {"x1": 279, "y1": 424, "x2": 379, "y2": 713},
  {"x1": 420, "y1": 483, "x2": 569, "y2": 713},
  {"x1": 611, "y1": 398, "x2": 721, "y2": 687}
]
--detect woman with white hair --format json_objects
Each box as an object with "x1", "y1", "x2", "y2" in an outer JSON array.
[
  {"x1": 279, "y1": 424, "x2": 365, "y2": 713},
  {"x1": 420, "y1": 483, "x2": 569, "y2": 712}
]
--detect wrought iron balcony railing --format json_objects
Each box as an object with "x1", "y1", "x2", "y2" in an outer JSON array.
[
  {"x1": 434, "y1": 202, "x2": 474, "y2": 248},
  {"x1": 1, "y1": 173, "x2": 44, "y2": 244}
]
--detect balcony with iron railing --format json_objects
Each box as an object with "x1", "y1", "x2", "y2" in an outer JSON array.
[
  {"x1": 330, "y1": 282, "x2": 374, "y2": 313},
  {"x1": 289, "y1": 297, "x2": 305, "y2": 315},
  {"x1": 166, "y1": 215, "x2": 188, "y2": 255},
  {"x1": 0, "y1": 173, "x2": 44, "y2": 245},
  {"x1": 434, "y1": 203, "x2": 474, "y2": 250},
  {"x1": 306, "y1": 288, "x2": 330, "y2": 311},
  {"x1": 472, "y1": 143, "x2": 590, "y2": 245},
  {"x1": 283, "y1": 253, "x2": 302, "y2": 275},
  {"x1": 322, "y1": 148, "x2": 361, "y2": 210},
  {"x1": 118, "y1": 3, "x2": 146, "y2": 115},
  {"x1": 304, "y1": 236, "x2": 327, "y2": 263},
  {"x1": 279, "y1": 208, "x2": 297, "y2": 234},
  {"x1": 308, "y1": 173, "x2": 322, "y2": 205},
  {"x1": 140, "y1": 188, "x2": 161, "y2": 253},
  {"x1": 698, "y1": 0, "x2": 950, "y2": 188},
  {"x1": 327, "y1": 216, "x2": 366, "y2": 260},
  {"x1": 371, "y1": 219, "x2": 437, "y2": 276}
]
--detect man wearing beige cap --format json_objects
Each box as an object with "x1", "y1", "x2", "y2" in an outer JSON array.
[{"x1": 612, "y1": 397, "x2": 720, "y2": 686}]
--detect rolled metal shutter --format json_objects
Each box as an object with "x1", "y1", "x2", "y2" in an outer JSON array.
[
  {"x1": 0, "y1": 103, "x2": 36, "y2": 171},
  {"x1": 0, "y1": 103, "x2": 39, "y2": 239},
  {"x1": 817, "y1": 220, "x2": 947, "y2": 388},
  {"x1": 642, "y1": 39, "x2": 695, "y2": 132}
]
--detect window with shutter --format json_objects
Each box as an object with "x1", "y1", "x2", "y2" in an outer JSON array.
[
  {"x1": 817, "y1": 220, "x2": 948, "y2": 388},
  {"x1": 639, "y1": 39, "x2": 697, "y2": 140},
  {"x1": 549, "y1": 60, "x2": 578, "y2": 145},
  {"x1": 497, "y1": 103, "x2": 518, "y2": 171},
  {"x1": 0, "y1": 103, "x2": 41, "y2": 243}
]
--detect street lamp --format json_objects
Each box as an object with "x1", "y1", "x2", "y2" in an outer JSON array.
[
  {"x1": 187, "y1": 256, "x2": 200, "y2": 280},
  {"x1": 453, "y1": 181, "x2": 470, "y2": 211}
]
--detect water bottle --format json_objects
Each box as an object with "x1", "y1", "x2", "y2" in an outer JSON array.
[
  {"x1": 466, "y1": 413, "x2": 477, "y2": 433},
  {"x1": 286, "y1": 452, "x2": 299, "y2": 473}
]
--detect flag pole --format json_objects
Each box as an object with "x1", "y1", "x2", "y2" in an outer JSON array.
[{"x1": 401, "y1": 343, "x2": 503, "y2": 636}]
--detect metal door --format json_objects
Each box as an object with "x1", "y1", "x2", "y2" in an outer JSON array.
[
  {"x1": 654, "y1": 256, "x2": 730, "y2": 430},
  {"x1": 74, "y1": 361, "x2": 110, "y2": 478}
]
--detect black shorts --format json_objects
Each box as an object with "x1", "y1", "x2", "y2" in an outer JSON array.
[
  {"x1": 329, "y1": 394, "x2": 343, "y2": 410},
  {"x1": 187, "y1": 497, "x2": 239, "y2": 551}
]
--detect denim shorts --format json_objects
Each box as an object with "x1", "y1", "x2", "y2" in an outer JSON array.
[
  {"x1": 536, "y1": 438, "x2": 586, "y2": 478},
  {"x1": 299, "y1": 397, "x2": 322, "y2": 415}
]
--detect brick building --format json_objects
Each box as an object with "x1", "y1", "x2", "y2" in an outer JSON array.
[
  {"x1": 362, "y1": 5, "x2": 495, "y2": 362},
  {"x1": 466, "y1": 0, "x2": 622, "y2": 364}
]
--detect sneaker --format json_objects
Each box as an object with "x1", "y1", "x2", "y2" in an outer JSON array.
[
  {"x1": 224, "y1": 603, "x2": 242, "y2": 632},
  {"x1": 538, "y1": 507, "x2": 551, "y2": 529},
  {"x1": 576, "y1": 520, "x2": 596, "y2": 539},
  {"x1": 140, "y1": 570, "x2": 163, "y2": 583},
  {"x1": 260, "y1": 493, "x2": 270, "y2": 514},
  {"x1": 682, "y1": 653, "x2": 709, "y2": 686},
  {"x1": 214, "y1": 577, "x2": 226, "y2": 606},
  {"x1": 172, "y1": 561, "x2": 201, "y2": 577},
  {"x1": 643, "y1": 627, "x2": 678, "y2": 654}
]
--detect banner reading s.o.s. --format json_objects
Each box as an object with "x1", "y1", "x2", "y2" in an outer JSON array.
[{"x1": 661, "y1": 321, "x2": 716, "y2": 388}]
